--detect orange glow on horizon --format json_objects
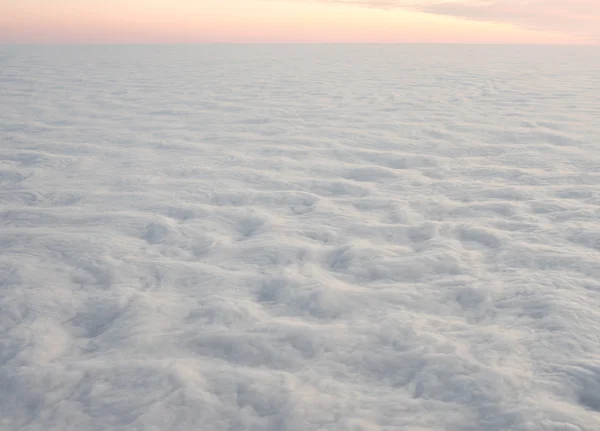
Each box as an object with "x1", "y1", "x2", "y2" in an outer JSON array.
[{"x1": 0, "y1": 0, "x2": 595, "y2": 45}]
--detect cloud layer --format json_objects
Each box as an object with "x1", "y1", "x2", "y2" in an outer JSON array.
[{"x1": 2, "y1": 44, "x2": 600, "y2": 430}]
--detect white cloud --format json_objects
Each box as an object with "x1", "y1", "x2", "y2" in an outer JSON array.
[{"x1": 2, "y1": 44, "x2": 600, "y2": 430}]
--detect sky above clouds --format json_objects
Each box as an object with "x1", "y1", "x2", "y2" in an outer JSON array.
[
  {"x1": 1, "y1": 0, "x2": 599, "y2": 44},
  {"x1": 346, "y1": 0, "x2": 600, "y2": 40}
]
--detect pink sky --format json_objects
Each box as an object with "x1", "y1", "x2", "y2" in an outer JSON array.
[{"x1": 1, "y1": 0, "x2": 598, "y2": 44}]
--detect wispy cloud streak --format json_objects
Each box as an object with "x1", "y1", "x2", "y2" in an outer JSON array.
[{"x1": 318, "y1": 0, "x2": 600, "y2": 40}]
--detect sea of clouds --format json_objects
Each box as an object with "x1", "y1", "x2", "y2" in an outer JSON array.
[{"x1": 1, "y1": 44, "x2": 600, "y2": 430}]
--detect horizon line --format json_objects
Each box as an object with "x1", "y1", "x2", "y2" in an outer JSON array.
[{"x1": 2, "y1": 42, "x2": 599, "y2": 46}]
